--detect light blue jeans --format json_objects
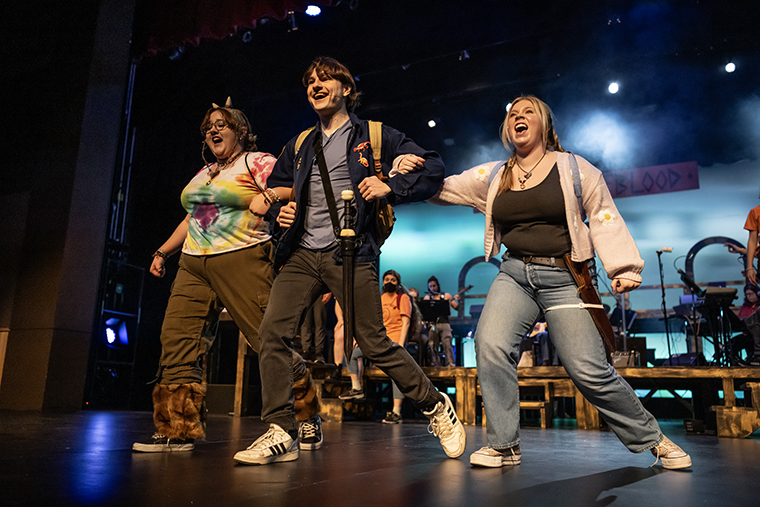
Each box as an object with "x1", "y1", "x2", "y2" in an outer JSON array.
[{"x1": 475, "y1": 255, "x2": 663, "y2": 453}]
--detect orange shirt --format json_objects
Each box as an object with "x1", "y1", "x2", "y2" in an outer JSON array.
[{"x1": 381, "y1": 292, "x2": 411, "y2": 343}]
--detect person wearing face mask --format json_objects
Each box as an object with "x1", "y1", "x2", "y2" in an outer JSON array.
[
  {"x1": 379, "y1": 270, "x2": 412, "y2": 423},
  {"x1": 132, "y1": 99, "x2": 320, "y2": 454},
  {"x1": 429, "y1": 95, "x2": 691, "y2": 470},
  {"x1": 736, "y1": 284, "x2": 760, "y2": 366}
]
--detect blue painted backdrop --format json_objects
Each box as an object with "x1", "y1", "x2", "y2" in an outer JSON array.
[{"x1": 379, "y1": 158, "x2": 759, "y2": 363}]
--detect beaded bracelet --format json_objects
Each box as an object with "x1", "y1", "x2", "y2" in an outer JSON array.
[
  {"x1": 152, "y1": 249, "x2": 168, "y2": 259},
  {"x1": 263, "y1": 188, "x2": 280, "y2": 205}
]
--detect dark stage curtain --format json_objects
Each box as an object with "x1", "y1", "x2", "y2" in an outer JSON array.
[{"x1": 133, "y1": 0, "x2": 332, "y2": 57}]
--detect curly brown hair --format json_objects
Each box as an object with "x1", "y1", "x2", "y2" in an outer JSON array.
[{"x1": 200, "y1": 105, "x2": 258, "y2": 152}]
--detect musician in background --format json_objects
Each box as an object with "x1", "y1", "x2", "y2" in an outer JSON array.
[
  {"x1": 737, "y1": 284, "x2": 760, "y2": 366},
  {"x1": 724, "y1": 240, "x2": 759, "y2": 279},
  {"x1": 424, "y1": 276, "x2": 460, "y2": 367},
  {"x1": 744, "y1": 203, "x2": 760, "y2": 285},
  {"x1": 406, "y1": 287, "x2": 429, "y2": 365}
]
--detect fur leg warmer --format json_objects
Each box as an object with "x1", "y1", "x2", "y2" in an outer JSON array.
[
  {"x1": 152, "y1": 383, "x2": 207, "y2": 440},
  {"x1": 293, "y1": 373, "x2": 320, "y2": 422}
]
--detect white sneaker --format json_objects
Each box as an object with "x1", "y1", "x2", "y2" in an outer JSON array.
[
  {"x1": 651, "y1": 436, "x2": 692, "y2": 469},
  {"x1": 470, "y1": 446, "x2": 521, "y2": 467},
  {"x1": 234, "y1": 424, "x2": 299, "y2": 465},
  {"x1": 423, "y1": 392, "x2": 466, "y2": 458}
]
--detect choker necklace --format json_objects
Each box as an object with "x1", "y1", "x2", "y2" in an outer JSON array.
[
  {"x1": 516, "y1": 151, "x2": 547, "y2": 190},
  {"x1": 207, "y1": 150, "x2": 244, "y2": 185}
]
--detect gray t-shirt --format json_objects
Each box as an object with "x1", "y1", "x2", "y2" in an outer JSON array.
[{"x1": 299, "y1": 119, "x2": 354, "y2": 250}]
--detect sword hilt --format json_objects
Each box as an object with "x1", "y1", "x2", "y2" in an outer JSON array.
[{"x1": 341, "y1": 189, "x2": 355, "y2": 237}]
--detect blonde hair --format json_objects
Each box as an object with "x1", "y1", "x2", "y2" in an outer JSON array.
[{"x1": 496, "y1": 95, "x2": 563, "y2": 195}]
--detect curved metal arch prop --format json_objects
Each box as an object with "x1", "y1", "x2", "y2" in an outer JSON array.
[
  {"x1": 456, "y1": 256, "x2": 501, "y2": 318},
  {"x1": 684, "y1": 236, "x2": 745, "y2": 282}
]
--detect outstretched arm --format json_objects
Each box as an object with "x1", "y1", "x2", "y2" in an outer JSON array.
[
  {"x1": 748, "y1": 230, "x2": 758, "y2": 284},
  {"x1": 427, "y1": 162, "x2": 496, "y2": 213},
  {"x1": 150, "y1": 215, "x2": 190, "y2": 277},
  {"x1": 380, "y1": 126, "x2": 445, "y2": 204},
  {"x1": 391, "y1": 154, "x2": 426, "y2": 175},
  {"x1": 360, "y1": 154, "x2": 428, "y2": 201}
]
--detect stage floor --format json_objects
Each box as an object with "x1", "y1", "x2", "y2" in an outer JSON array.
[{"x1": 1, "y1": 411, "x2": 758, "y2": 507}]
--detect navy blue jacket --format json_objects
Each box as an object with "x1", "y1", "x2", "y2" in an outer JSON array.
[{"x1": 268, "y1": 113, "x2": 445, "y2": 267}]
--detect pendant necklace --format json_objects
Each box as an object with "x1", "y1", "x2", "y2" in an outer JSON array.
[
  {"x1": 207, "y1": 150, "x2": 244, "y2": 185},
  {"x1": 516, "y1": 150, "x2": 547, "y2": 190}
]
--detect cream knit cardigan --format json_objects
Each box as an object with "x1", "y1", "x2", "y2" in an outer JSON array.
[{"x1": 429, "y1": 151, "x2": 644, "y2": 282}]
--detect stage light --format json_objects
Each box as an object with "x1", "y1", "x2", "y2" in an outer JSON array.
[
  {"x1": 305, "y1": 5, "x2": 321, "y2": 16},
  {"x1": 287, "y1": 11, "x2": 298, "y2": 31},
  {"x1": 104, "y1": 317, "x2": 129, "y2": 346},
  {"x1": 566, "y1": 110, "x2": 633, "y2": 169},
  {"x1": 725, "y1": 62, "x2": 736, "y2": 73},
  {"x1": 168, "y1": 46, "x2": 185, "y2": 61},
  {"x1": 241, "y1": 31, "x2": 252, "y2": 43},
  {"x1": 428, "y1": 120, "x2": 437, "y2": 128},
  {"x1": 608, "y1": 82, "x2": 619, "y2": 94}
]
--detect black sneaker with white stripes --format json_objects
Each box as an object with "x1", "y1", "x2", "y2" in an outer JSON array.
[
  {"x1": 132, "y1": 433, "x2": 194, "y2": 452},
  {"x1": 233, "y1": 424, "x2": 299, "y2": 465},
  {"x1": 298, "y1": 415, "x2": 323, "y2": 450}
]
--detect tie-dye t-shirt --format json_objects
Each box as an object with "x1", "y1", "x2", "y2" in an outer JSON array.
[{"x1": 180, "y1": 151, "x2": 276, "y2": 255}]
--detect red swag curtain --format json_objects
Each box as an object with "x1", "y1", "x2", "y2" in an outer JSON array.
[{"x1": 133, "y1": 0, "x2": 332, "y2": 57}]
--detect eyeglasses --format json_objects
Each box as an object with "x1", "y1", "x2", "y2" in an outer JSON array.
[{"x1": 202, "y1": 120, "x2": 229, "y2": 135}]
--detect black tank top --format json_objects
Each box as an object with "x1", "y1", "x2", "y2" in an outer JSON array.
[{"x1": 492, "y1": 164, "x2": 571, "y2": 257}]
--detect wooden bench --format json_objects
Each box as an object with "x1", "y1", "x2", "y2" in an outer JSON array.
[
  {"x1": 519, "y1": 366, "x2": 760, "y2": 437},
  {"x1": 358, "y1": 366, "x2": 478, "y2": 423},
  {"x1": 475, "y1": 376, "x2": 598, "y2": 429},
  {"x1": 476, "y1": 383, "x2": 553, "y2": 428},
  {"x1": 223, "y1": 321, "x2": 760, "y2": 438},
  {"x1": 712, "y1": 381, "x2": 760, "y2": 438},
  {"x1": 355, "y1": 366, "x2": 597, "y2": 428}
]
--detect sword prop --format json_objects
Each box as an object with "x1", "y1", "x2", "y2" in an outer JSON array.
[
  {"x1": 340, "y1": 189, "x2": 356, "y2": 363},
  {"x1": 563, "y1": 254, "x2": 617, "y2": 354}
]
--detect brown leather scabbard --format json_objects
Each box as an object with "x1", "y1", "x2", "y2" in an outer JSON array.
[{"x1": 563, "y1": 254, "x2": 617, "y2": 354}]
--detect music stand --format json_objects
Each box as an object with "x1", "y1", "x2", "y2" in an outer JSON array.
[
  {"x1": 609, "y1": 302, "x2": 636, "y2": 351},
  {"x1": 418, "y1": 299, "x2": 450, "y2": 322},
  {"x1": 609, "y1": 306, "x2": 636, "y2": 330},
  {"x1": 703, "y1": 287, "x2": 737, "y2": 308},
  {"x1": 700, "y1": 287, "x2": 737, "y2": 366},
  {"x1": 674, "y1": 294, "x2": 702, "y2": 355}
]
